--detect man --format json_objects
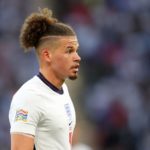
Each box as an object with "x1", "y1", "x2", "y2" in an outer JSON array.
[{"x1": 9, "y1": 8, "x2": 81, "y2": 150}]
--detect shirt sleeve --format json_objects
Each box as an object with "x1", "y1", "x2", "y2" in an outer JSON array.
[{"x1": 9, "y1": 90, "x2": 43, "y2": 136}]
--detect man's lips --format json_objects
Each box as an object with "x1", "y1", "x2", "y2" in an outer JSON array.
[{"x1": 71, "y1": 64, "x2": 80, "y2": 72}]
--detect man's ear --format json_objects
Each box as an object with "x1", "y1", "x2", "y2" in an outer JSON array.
[{"x1": 42, "y1": 48, "x2": 52, "y2": 63}]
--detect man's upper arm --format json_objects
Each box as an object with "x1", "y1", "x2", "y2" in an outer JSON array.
[
  {"x1": 9, "y1": 91, "x2": 42, "y2": 135},
  {"x1": 11, "y1": 133, "x2": 34, "y2": 150},
  {"x1": 9, "y1": 91, "x2": 42, "y2": 150}
]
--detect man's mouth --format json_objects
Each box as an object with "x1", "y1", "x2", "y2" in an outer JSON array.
[{"x1": 71, "y1": 65, "x2": 80, "y2": 72}]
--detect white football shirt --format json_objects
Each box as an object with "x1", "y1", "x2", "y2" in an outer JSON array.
[{"x1": 9, "y1": 73, "x2": 76, "y2": 150}]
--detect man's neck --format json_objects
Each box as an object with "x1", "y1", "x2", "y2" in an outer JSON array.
[{"x1": 39, "y1": 68, "x2": 64, "y2": 90}]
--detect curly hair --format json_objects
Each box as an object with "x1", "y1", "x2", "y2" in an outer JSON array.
[{"x1": 20, "y1": 8, "x2": 76, "y2": 52}]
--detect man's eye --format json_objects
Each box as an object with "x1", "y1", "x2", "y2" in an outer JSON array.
[{"x1": 66, "y1": 48, "x2": 73, "y2": 53}]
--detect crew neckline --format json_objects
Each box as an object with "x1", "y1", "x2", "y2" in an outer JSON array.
[{"x1": 37, "y1": 72, "x2": 64, "y2": 95}]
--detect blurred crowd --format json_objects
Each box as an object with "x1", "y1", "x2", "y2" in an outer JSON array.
[{"x1": 1, "y1": 0, "x2": 150, "y2": 150}]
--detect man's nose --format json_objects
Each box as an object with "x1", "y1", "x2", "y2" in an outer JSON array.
[{"x1": 74, "y1": 53, "x2": 81, "y2": 62}]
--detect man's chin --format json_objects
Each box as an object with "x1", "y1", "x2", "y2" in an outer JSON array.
[{"x1": 68, "y1": 75, "x2": 78, "y2": 80}]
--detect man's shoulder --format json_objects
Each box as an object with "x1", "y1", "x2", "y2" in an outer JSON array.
[
  {"x1": 22, "y1": 75, "x2": 40, "y2": 88},
  {"x1": 13, "y1": 76, "x2": 40, "y2": 97},
  {"x1": 11, "y1": 76, "x2": 44, "y2": 105}
]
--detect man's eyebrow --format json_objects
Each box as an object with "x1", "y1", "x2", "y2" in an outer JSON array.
[
  {"x1": 67, "y1": 40, "x2": 78, "y2": 44},
  {"x1": 65, "y1": 43, "x2": 79, "y2": 48},
  {"x1": 66, "y1": 45, "x2": 79, "y2": 50}
]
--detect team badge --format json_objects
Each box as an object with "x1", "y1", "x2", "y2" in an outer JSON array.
[{"x1": 15, "y1": 109, "x2": 28, "y2": 122}]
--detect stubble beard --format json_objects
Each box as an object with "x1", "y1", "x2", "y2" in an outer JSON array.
[
  {"x1": 68, "y1": 73, "x2": 78, "y2": 80},
  {"x1": 69, "y1": 76, "x2": 77, "y2": 80}
]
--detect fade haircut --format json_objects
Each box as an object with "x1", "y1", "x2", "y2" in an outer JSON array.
[{"x1": 20, "y1": 8, "x2": 76, "y2": 52}]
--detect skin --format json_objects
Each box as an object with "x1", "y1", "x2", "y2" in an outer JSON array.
[
  {"x1": 11, "y1": 134, "x2": 34, "y2": 150},
  {"x1": 11, "y1": 36, "x2": 81, "y2": 150},
  {"x1": 39, "y1": 35, "x2": 81, "y2": 89}
]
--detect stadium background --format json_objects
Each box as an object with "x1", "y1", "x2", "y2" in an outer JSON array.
[{"x1": 1, "y1": 0, "x2": 150, "y2": 149}]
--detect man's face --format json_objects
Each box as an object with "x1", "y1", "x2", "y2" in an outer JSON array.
[{"x1": 50, "y1": 36, "x2": 81, "y2": 80}]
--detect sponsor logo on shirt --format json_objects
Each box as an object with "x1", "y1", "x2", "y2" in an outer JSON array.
[{"x1": 15, "y1": 109, "x2": 28, "y2": 122}]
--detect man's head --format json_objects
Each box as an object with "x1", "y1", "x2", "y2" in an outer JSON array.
[
  {"x1": 20, "y1": 8, "x2": 81, "y2": 81},
  {"x1": 20, "y1": 8, "x2": 76, "y2": 51}
]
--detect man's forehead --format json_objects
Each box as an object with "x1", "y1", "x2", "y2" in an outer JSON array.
[{"x1": 62, "y1": 37, "x2": 79, "y2": 48}]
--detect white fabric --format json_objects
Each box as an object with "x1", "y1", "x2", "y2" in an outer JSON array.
[
  {"x1": 72, "y1": 143, "x2": 93, "y2": 150},
  {"x1": 9, "y1": 76, "x2": 76, "y2": 150}
]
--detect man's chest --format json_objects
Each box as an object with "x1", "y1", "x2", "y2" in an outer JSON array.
[{"x1": 37, "y1": 96, "x2": 76, "y2": 132}]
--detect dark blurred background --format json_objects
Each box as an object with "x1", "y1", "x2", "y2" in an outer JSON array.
[{"x1": 1, "y1": 0, "x2": 150, "y2": 150}]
